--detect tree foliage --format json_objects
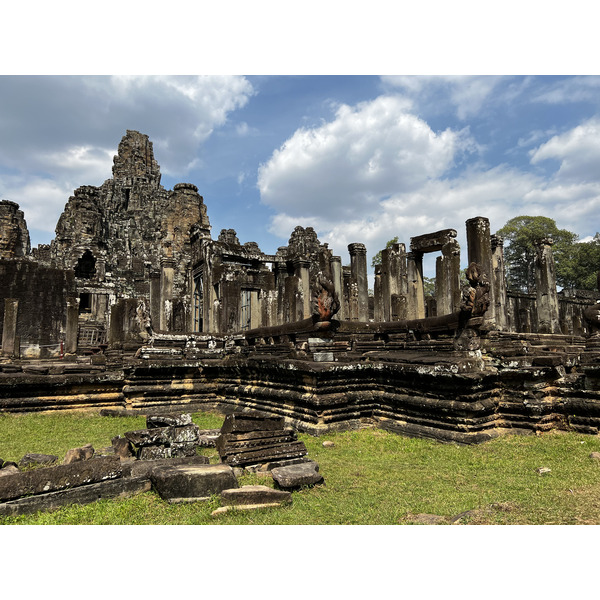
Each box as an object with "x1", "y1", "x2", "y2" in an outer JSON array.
[
  {"x1": 497, "y1": 215, "x2": 600, "y2": 292},
  {"x1": 556, "y1": 233, "x2": 600, "y2": 291},
  {"x1": 497, "y1": 216, "x2": 577, "y2": 293},
  {"x1": 371, "y1": 236, "x2": 399, "y2": 268}
]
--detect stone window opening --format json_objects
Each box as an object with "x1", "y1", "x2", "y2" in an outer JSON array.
[{"x1": 74, "y1": 250, "x2": 96, "y2": 279}]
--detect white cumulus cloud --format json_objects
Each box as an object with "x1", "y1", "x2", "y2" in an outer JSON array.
[{"x1": 259, "y1": 95, "x2": 466, "y2": 224}]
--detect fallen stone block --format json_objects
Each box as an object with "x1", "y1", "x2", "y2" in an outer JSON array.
[
  {"x1": 271, "y1": 461, "x2": 324, "y2": 490},
  {"x1": 220, "y1": 485, "x2": 291, "y2": 506},
  {"x1": 197, "y1": 429, "x2": 221, "y2": 447},
  {"x1": 18, "y1": 453, "x2": 58, "y2": 468},
  {"x1": 137, "y1": 442, "x2": 198, "y2": 461},
  {"x1": 124, "y1": 424, "x2": 200, "y2": 447},
  {"x1": 0, "y1": 465, "x2": 20, "y2": 477},
  {"x1": 111, "y1": 436, "x2": 134, "y2": 460},
  {"x1": 151, "y1": 463, "x2": 238, "y2": 503},
  {"x1": 1, "y1": 458, "x2": 18, "y2": 470},
  {"x1": 211, "y1": 503, "x2": 284, "y2": 516},
  {"x1": 0, "y1": 476, "x2": 151, "y2": 516},
  {"x1": 146, "y1": 414, "x2": 193, "y2": 428},
  {"x1": 220, "y1": 413, "x2": 285, "y2": 434},
  {"x1": 63, "y1": 444, "x2": 94, "y2": 465},
  {"x1": 122, "y1": 455, "x2": 210, "y2": 479},
  {"x1": 0, "y1": 455, "x2": 122, "y2": 502}
]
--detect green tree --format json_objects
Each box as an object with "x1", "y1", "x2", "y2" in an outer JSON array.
[
  {"x1": 556, "y1": 233, "x2": 600, "y2": 290},
  {"x1": 497, "y1": 216, "x2": 577, "y2": 293},
  {"x1": 371, "y1": 236, "x2": 399, "y2": 268}
]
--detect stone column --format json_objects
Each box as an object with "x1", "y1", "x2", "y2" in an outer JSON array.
[
  {"x1": 274, "y1": 262, "x2": 287, "y2": 325},
  {"x1": 65, "y1": 297, "x2": 80, "y2": 354},
  {"x1": 435, "y1": 238, "x2": 461, "y2": 316},
  {"x1": 374, "y1": 264, "x2": 384, "y2": 322},
  {"x1": 160, "y1": 258, "x2": 175, "y2": 331},
  {"x1": 342, "y1": 267, "x2": 352, "y2": 321},
  {"x1": 534, "y1": 238, "x2": 560, "y2": 334},
  {"x1": 466, "y1": 216, "x2": 495, "y2": 326},
  {"x1": 149, "y1": 272, "x2": 161, "y2": 331},
  {"x1": 406, "y1": 252, "x2": 425, "y2": 319},
  {"x1": 293, "y1": 258, "x2": 311, "y2": 319},
  {"x1": 330, "y1": 256, "x2": 344, "y2": 321},
  {"x1": 348, "y1": 243, "x2": 369, "y2": 322},
  {"x1": 2, "y1": 298, "x2": 19, "y2": 357},
  {"x1": 491, "y1": 234, "x2": 508, "y2": 331}
]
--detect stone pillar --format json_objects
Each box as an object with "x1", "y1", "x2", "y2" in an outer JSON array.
[
  {"x1": 406, "y1": 252, "x2": 425, "y2": 319},
  {"x1": 330, "y1": 256, "x2": 344, "y2": 321},
  {"x1": 381, "y1": 244, "x2": 408, "y2": 321},
  {"x1": 374, "y1": 264, "x2": 384, "y2": 322},
  {"x1": 2, "y1": 298, "x2": 19, "y2": 357},
  {"x1": 491, "y1": 234, "x2": 508, "y2": 331},
  {"x1": 534, "y1": 238, "x2": 560, "y2": 334},
  {"x1": 274, "y1": 262, "x2": 287, "y2": 325},
  {"x1": 342, "y1": 267, "x2": 352, "y2": 321},
  {"x1": 435, "y1": 238, "x2": 461, "y2": 316},
  {"x1": 466, "y1": 216, "x2": 495, "y2": 326},
  {"x1": 65, "y1": 297, "x2": 80, "y2": 354},
  {"x1": 293, "y1": 258, "x2": 311, "y2": 319},
  {"x1": 160, "y1": 258, "x2": 175, "y2": 331},
  {"x1": 149, "y1": 272, "x2": 161, "y2": 331},
  {"x1": 348, "y1": 243, "x2": 369, "y2": 322}
]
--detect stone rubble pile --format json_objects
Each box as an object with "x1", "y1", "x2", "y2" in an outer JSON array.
[{"x1": 0, "y1": 411, "x2": 324, "y2": 517}]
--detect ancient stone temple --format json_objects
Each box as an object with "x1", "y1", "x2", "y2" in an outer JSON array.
[{"x1": 2, "y1": 131, "x2": 600, "y2": 445}]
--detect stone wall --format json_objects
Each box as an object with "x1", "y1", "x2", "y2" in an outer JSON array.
[{"x1": 0, "y1": 259, "x2": 75, "y2": 358}]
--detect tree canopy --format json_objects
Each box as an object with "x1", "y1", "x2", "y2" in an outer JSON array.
[
  {"x1": 371, "y1": 236, "x2": 399, "y2": 268},
  {"x1": 497, "y1": 215, "x2": 599, "y2": 292}
]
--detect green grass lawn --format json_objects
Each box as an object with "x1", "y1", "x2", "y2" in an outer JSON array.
[{"x1": 2, "y1": 410, "x2": 600, "y2": 525}]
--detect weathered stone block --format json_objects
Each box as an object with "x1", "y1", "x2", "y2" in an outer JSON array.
[
  {"x1": 124, "y1": 424, "x2": 200, "y2": 447},
  {"x1": 271, "y1": 461, "x2": 324, "y2": 490},
  {"x1": 63, "y1": 444, "x2": 95, "y2": 465},
  {"x1": 220, "y1": 485, "x2": 291, "y2": 506},
  {"x1": 151, "y1": 463, "x2": 238, "y2": 502},
  {"x1": 19, "y1": 453, "x2": 58, "y2": 468},
  {"x1": 0, "y1": 455, "x2": 122, "y2": 502},
  {"x1": 0, "y1": 465, "x2": 19, "y2": 477},
  {"x1": 146, "y1": 413, "x2": 193, "y2": 429},
  {"x1": 220, "y1": 413, "x2": 285, "y2": 434},
  {"x1": 0, "y1": 476, "x2": 151, "y2": 516},
  {"x1": 111, "y1": 436, "x2": 134, "y2": 459},
  {"x1": 122, "y1": 455, "x2": 209, "y2": 479}
]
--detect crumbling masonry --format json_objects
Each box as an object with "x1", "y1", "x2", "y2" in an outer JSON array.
[{"x1": 1, "y1": 130, "x2": 600, "y2": 444}]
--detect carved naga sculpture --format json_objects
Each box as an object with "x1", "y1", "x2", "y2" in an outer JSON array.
[
  {"x1": 460, "y1": 262, "x2": 490, "y2": 317},
  {"x1": 312, "y1": 275, "x2": 341, "y2": 330}
]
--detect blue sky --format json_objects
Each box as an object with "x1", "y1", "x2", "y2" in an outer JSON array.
[
  {"x1": 2, "y1": 74, "x2": 600, "y2": 281},
  {"x1": 2, "y1": 3, "x2": 599, "y2": 283}
]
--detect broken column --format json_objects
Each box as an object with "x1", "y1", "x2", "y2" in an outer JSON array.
[
  {"x1": 466, "y1": 217, "x2": 495, "y2": 327},
  {"x1": 330, "y1": 256, "x2": 344, "y2": 321},
  {"x1": 491, "y1": 234, "x2": 508, "y2": 331},
  {"x1": 380, "y1": 242, "x2": 407, "y2": 321},
  {"x1": 293, "y1": 258, "x2": 311, "y2": 320},
  {"x1": 534, "y1": 237, "x2": 560, "y2": 334},
  {"x1": 406, "y1": 252, "x2": 425, "y2": 319},
  {"x1": 348, "y1": 243, "x2": 369, "y2": 322}
]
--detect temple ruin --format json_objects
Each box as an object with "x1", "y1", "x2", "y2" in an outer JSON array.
[{"x1": 1, "y1": 130, "x2": 600, "y2": 444}]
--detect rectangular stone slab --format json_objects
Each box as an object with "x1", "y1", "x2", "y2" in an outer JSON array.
[
  {"x1": 0, "y1": 476, "x2": 151, "y2": 516},
  {"x1": 0, "y1": 456, "x2": 122, "y2": 502},
  {"x1": 150, "y1": 463, "x2": 238, "y2": 501},
  {"x1": 124, "y1": 424, "x2": 200, "y2": 446},
  {"x1": 220, "y1": 442, "x2": 308, "y2": 466},
  {"x1": 220, "y1": 414, "x2": 285, "y2": 434}
]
